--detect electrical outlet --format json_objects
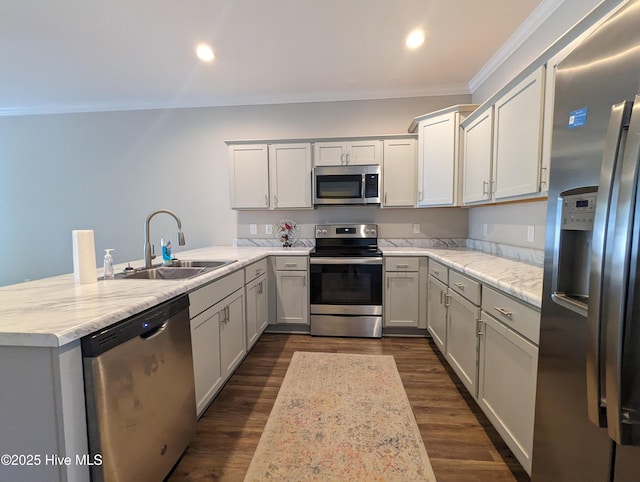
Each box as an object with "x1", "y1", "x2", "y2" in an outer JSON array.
[
  {"x1": 265, "y1": 224, "x2": 273, "y2": 235},
  {"x1": 527, "y1": 225, "x2": 535, "y2": 243},
  {"x1": 413, "y1": 223, "x2": 420, "y2": 234},
  {"x1": 249, "y1": 224, "x2": 257, "y2": 235},
  {"x1": 483, "y1": 224, "x2": 488, "y2": 237}
]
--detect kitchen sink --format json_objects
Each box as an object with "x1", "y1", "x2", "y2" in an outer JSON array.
[
  {"x1": 116, "y1": 259, "x2": 237, "y2": 280},
  {"x1": 122, "y1": 266, "x2": 207, "y2": 280}
]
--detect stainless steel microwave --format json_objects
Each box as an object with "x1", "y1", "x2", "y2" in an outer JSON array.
[{"x1": 313, "y1": 165, "x2": 381, "y2": 205}]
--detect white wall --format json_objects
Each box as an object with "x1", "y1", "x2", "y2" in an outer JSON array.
[{"x1": 0, "y1": 94, "x2": 470, "y2": 286}]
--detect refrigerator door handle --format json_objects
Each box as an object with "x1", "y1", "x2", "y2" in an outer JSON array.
[
  {"x1": 587, "y1": 100, "x2": 633, "y2": 428},
  {"x1": 605, "y1": 95, "x2": 640, "y2": 444}
]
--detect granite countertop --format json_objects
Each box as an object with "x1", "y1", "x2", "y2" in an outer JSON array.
[
  {"x1": 0, "y1": 245, "x2": 542, "y2": 349},
  {"x1": 0, "y1": 246, "x2": 310, "y2": 348},
  {"x1": 381, "y1": 247, "x2": 543, "y2": 308}
]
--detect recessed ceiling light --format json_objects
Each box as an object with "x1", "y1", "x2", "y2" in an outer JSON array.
[
  {"x1": 406, "y1": 29, "x2": 425, "y2": 49},
  {"x1": 196, "y1": 43, "x2": 215, "y2": 62}
]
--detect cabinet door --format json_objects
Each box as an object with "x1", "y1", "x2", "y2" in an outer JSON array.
[
  {"x1": 427, "y1": 275, "x2": 448, "y2": 354},
  {"x1": 347, "y1": 140, "x2": 382, "y2": 165},
  {"x1": 382, "y1": 139, "x2": 416, "y2": 207},
  {"x1": 268, "y1": 143, "x2": 312, "y2": 209},
  {"x1": 276, "y1": 271, "x2": 309, "y2": 324},
  {"x1": 220, "y1": 289, "x2": 246, "y2": 378},
  {"x1": 493, "y1": 66, "x2": 545, "y2": 200},
  {"x1": 190, "y1": 306, "x2": 222, "y2": 417},
  {"x1": 246, "y1": 273, "x2": 268, "y2": 350},
  {"x1": 478, "y1": 313, "x2": 538, "y2": 474},
  {"x1": 384, "y1": 272, "x2": 419, "y2": 327},
  {"x1": 229, "y1": 144, "x2": 269, "y2": 209},
  {"x1": 446, "y1": 290, "x2": 480, "y2": 398},
  {"x1": 462, "y1": 108, "x2": 493, "y2": 204},
  {"x1": 313, "y1": 142, "x2": 347, "y2": 166},
  {"x1": 418, "y1": 113, "x2": 456, "y2": 206}
]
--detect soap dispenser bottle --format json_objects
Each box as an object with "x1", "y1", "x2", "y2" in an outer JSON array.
[{"x1": 103, "y1": 249, "x2": 114, "y2": 279}]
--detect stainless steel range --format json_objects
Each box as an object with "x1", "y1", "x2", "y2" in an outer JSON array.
[{"x1": 309, "y1": 224, "x2": 383, "y2": 338}]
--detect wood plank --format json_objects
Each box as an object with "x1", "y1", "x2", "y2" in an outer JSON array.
[{"x1": 168, "y1": 334, "x2": 529, "y2": 481}]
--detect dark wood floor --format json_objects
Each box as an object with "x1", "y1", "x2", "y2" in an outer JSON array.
[{"x1": 169, "y1": 334, "x2": 529, "y2": 481}]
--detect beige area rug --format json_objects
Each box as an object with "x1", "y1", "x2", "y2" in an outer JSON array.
[{"x1": 244, "y1": 351, "x2": 437, "y2": 481}]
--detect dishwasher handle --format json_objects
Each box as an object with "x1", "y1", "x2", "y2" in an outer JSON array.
[{"x1": 81, "y1": 294, "x2": 189, "y2": 357}]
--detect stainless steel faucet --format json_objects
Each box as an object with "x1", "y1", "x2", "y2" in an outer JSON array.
[{"x1": 144, "y1": 209, "x2": 186, "y2": 268}]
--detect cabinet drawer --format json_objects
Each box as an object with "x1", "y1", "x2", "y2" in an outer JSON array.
[
  {"x1": 245, "y1": 258, "x2": 268, "y2": 283},
  {"x1": 275, "y1": 256, "x2": 308, "y2": 271},
  {"x1": 189, "y1": 270, "x2": 244, "y2": 319},
  {"x1": 449, "y1": 270, "x2": 481, "y2": 305},
  {"x1": 482, "y1": 286, "x2": 540, "y2": 344},
  {"x1": 385, "y1": 257, "x2": 419, "y2": 272},
  {"x1": 428, "y1": 259, "x2": 448, "y2": 284}
]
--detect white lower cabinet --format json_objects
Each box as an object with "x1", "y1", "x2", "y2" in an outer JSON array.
[
  {"x1": 478, "y1": 312, "x2": 538, "y2": 475},
  {"x1": 275, "y1": 256, "x2": 309, "y2": 324},
  {"x1": 188, "y1": 270, "x2": 245, "y2": 417},
  {"x1": 245, "y1": 259, "x2": 269, "y2": 349},
  {"x1": 446, "y1": 290, "x2": 481, "y2": 398},
  {"x1": 426, "y1": 275, "x2": 447, "y2": 353},
  {"x1": 384, "y1": 257, "x2": 420, "y2": 328}
]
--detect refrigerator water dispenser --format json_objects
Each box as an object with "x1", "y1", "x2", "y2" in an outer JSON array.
[{"x1": 552, "y1": 189, "x2": 598, "y2": 316}]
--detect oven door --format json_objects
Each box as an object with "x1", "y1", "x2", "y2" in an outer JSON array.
[{"x1": 310, "y1": 257, "x2": 383, "y2": 315}]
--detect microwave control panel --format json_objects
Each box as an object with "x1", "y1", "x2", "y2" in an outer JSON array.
[{"x1": 561, "y1": 193, "x2": 597, "y2": 231}]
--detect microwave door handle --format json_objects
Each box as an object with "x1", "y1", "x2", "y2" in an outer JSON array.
[
  {"x1": 586, "y1": 100, "x2": 633, "y2": 428},
  {"x1": 361, "y1": 174, "x2": 366, "y2": 201},
  {"x1": 605, "y1": 96, "x2": 640, "y2": 444}
]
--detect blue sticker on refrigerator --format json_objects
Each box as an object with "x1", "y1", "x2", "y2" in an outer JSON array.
[{"x1": 568, "y1": 107, "x2": 588, "y2": 128}]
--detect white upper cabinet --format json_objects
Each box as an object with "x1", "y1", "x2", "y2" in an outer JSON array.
[
  {"x1": 229, "y1": 142, "x2": 311, "y2": 210},
  {"x1": 229, "y1": 144, "x2": 269, "y2": 209},
  {"x1": 268, "y1": 143, "x2": 312, "y2": 209},
  {"x1": 313, "y1": 140, "x2": 382, "y2": 166},
  {"x1": 416, "y1": 105, "x2": 477, "y2": 207},
  {"x1": 462, "y1": 107, "x2": 494, "y2": 204},
  {"x1": 382, "y1": 138, "x2": 416, "y2": 207},
  {"x1": 462, "y1": 65, "x2": 546, "y2": 205},
  {"x1": 492, "y1": 66, "x2": 545, "y2": 200}
]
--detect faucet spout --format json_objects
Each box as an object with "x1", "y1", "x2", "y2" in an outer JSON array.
[{"x1": 144, "y1": 209, "x2": 186, "y2": 268}]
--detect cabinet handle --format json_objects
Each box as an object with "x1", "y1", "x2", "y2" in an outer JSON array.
[
  {"x1": 384, "y1": 192, "x2": 388, "y2": 204},
  {"x1": 444, "y1": 293, "x2": 451, "y2": 307},
  {"x1": 482, "y1": 180, "x2": 489, "y2": 196},
  {"x1": 477, "y1": 319, "x2": 485, "y2": 336},
  {"x1": 264, "y1": 194, "x2": 268, "y2": 206},
  {"x1": 439, "y1": 289, "x2": 444, "y2": 305},
  {"x1": 345, "y1": 153, "x2": 350, "y2": 165},
  {"x1": 540, "y1": 166, "x2": 548, "y2": 186},
  {"x1": 454, "y1": 282, "x2": 465, "y2": 290},
  {"x1": 274, "y1": 194, "x2": 278, "y2": 207},
  {"x1": 396, "y1": 264, "x2": 409, "y2": 269},
  {"x1": 418, "y1": 191, "x2": 423, "y2": 201},
  {"x1": 285, "y1": 263, "x2": 296, "y2": 268},
  {"x1": 303, "y1": 276, "x2": 306, "y2": 287},
  {"x1": 494, "y1": 306, "x2": 513, "y2": 318},
  {"x1": 225, "y1": 306, "x2": 230, "y2": 323},
  {"x1": 431, "y1": 268, "x2": 440, "y2": 275},
  {"x1": 490, "y1": 179, "x2": 496, "y2": 194}
]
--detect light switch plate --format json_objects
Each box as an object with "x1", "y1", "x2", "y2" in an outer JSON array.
[
  {"x1": 249, "y1": 224, "x2": 257, "y2": 235},
  {"x1": 413, "y1": 224, "x2": 420, "y2": 234},
  {"x1": 265, "y1": 224, "x2": 273, "y2": 235},
  {"x1": 527, "y1": 225, "x2": 535, "y2": 243}
]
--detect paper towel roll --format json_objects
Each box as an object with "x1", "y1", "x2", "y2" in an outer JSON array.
[{"x1": 72, "y1": 230, "x2": 97, "y2": 284}]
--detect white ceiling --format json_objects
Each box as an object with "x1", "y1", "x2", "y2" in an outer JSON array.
[{"x1": 0, "y1": 0, "x2": 553, "y2": 116}]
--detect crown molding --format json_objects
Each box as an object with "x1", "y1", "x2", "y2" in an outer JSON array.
[{"x1": 468, "y1": 0, "x2": 566, "y2": 93}]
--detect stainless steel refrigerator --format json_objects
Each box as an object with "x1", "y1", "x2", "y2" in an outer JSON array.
[{"x1": 533, "y1": 0, "x2": 640, "y2": 480}]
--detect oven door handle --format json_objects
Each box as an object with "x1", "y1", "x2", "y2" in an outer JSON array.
[{"x1": 310, "y1": 257, "x2": 383, "y2": 265}]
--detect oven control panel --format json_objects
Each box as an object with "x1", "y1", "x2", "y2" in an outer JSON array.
[{"x1": 315, "y1": 224, "x2": 377, "y2": 238}]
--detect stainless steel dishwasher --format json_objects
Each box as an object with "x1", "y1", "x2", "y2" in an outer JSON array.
[{"x1": 82, "y1": 294, "x2": 196, "y2": 482}]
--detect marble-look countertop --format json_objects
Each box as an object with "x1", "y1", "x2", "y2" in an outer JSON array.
[
  {"x1": 0, "y1": 246, "x2": 310, "y2": 348},
  {"x1": 381, "y1": 247, "x2": 542, "y2": 309},
  {"x1": 0, "y1": 245, "x2": 542, "y2": 349}
]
